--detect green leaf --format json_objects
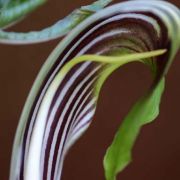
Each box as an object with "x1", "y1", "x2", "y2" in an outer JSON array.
[{"x1": 103, "y1": 78, "x2": 165, "y2": 180}]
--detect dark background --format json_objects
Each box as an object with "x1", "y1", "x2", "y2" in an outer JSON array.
[{"x1": 0, "y1": 0, "x2": 179, "y2": 179}]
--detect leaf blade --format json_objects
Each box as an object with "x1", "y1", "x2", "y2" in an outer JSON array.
[{"x1": 104, "y1": 78, "x2": 165, "y2": 180}]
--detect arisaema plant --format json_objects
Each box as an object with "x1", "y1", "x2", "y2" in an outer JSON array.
[{"x1": 0, "y1": 0, "x2": 179, "y2": 180}]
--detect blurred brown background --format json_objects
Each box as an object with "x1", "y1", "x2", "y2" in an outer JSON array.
[{"x1": 0, "y1": 0, "x2": 180, "y2": 179}]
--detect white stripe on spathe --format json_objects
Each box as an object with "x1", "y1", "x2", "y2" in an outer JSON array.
[
  {"x1": 72, "y1": 109, "x2": 96, "y2": 137},
  {"x1": 55, "y1": 108, "x2": 96, "y2": 180},
  {"x1": 72, "y1": 96, "x2": 97, "y2": 130},
  {"x1": 24, "y1": 61, "x2": 92, "y2": 180},
  {"x1": 42, "y1": 61, "x2": 91, "y2": 149},
  {"x1": 46, "y1": 66, "x2": 100, "y2": 180},
  {"x1": 62, "y1": 90, "x2": 96, "y2": 158},
  {"x1": 52, "y1": 95, "x2": 96, "y2": 180},
  {"x1": 64, "y1": 90, "x2": 94, "y2": 150}
]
